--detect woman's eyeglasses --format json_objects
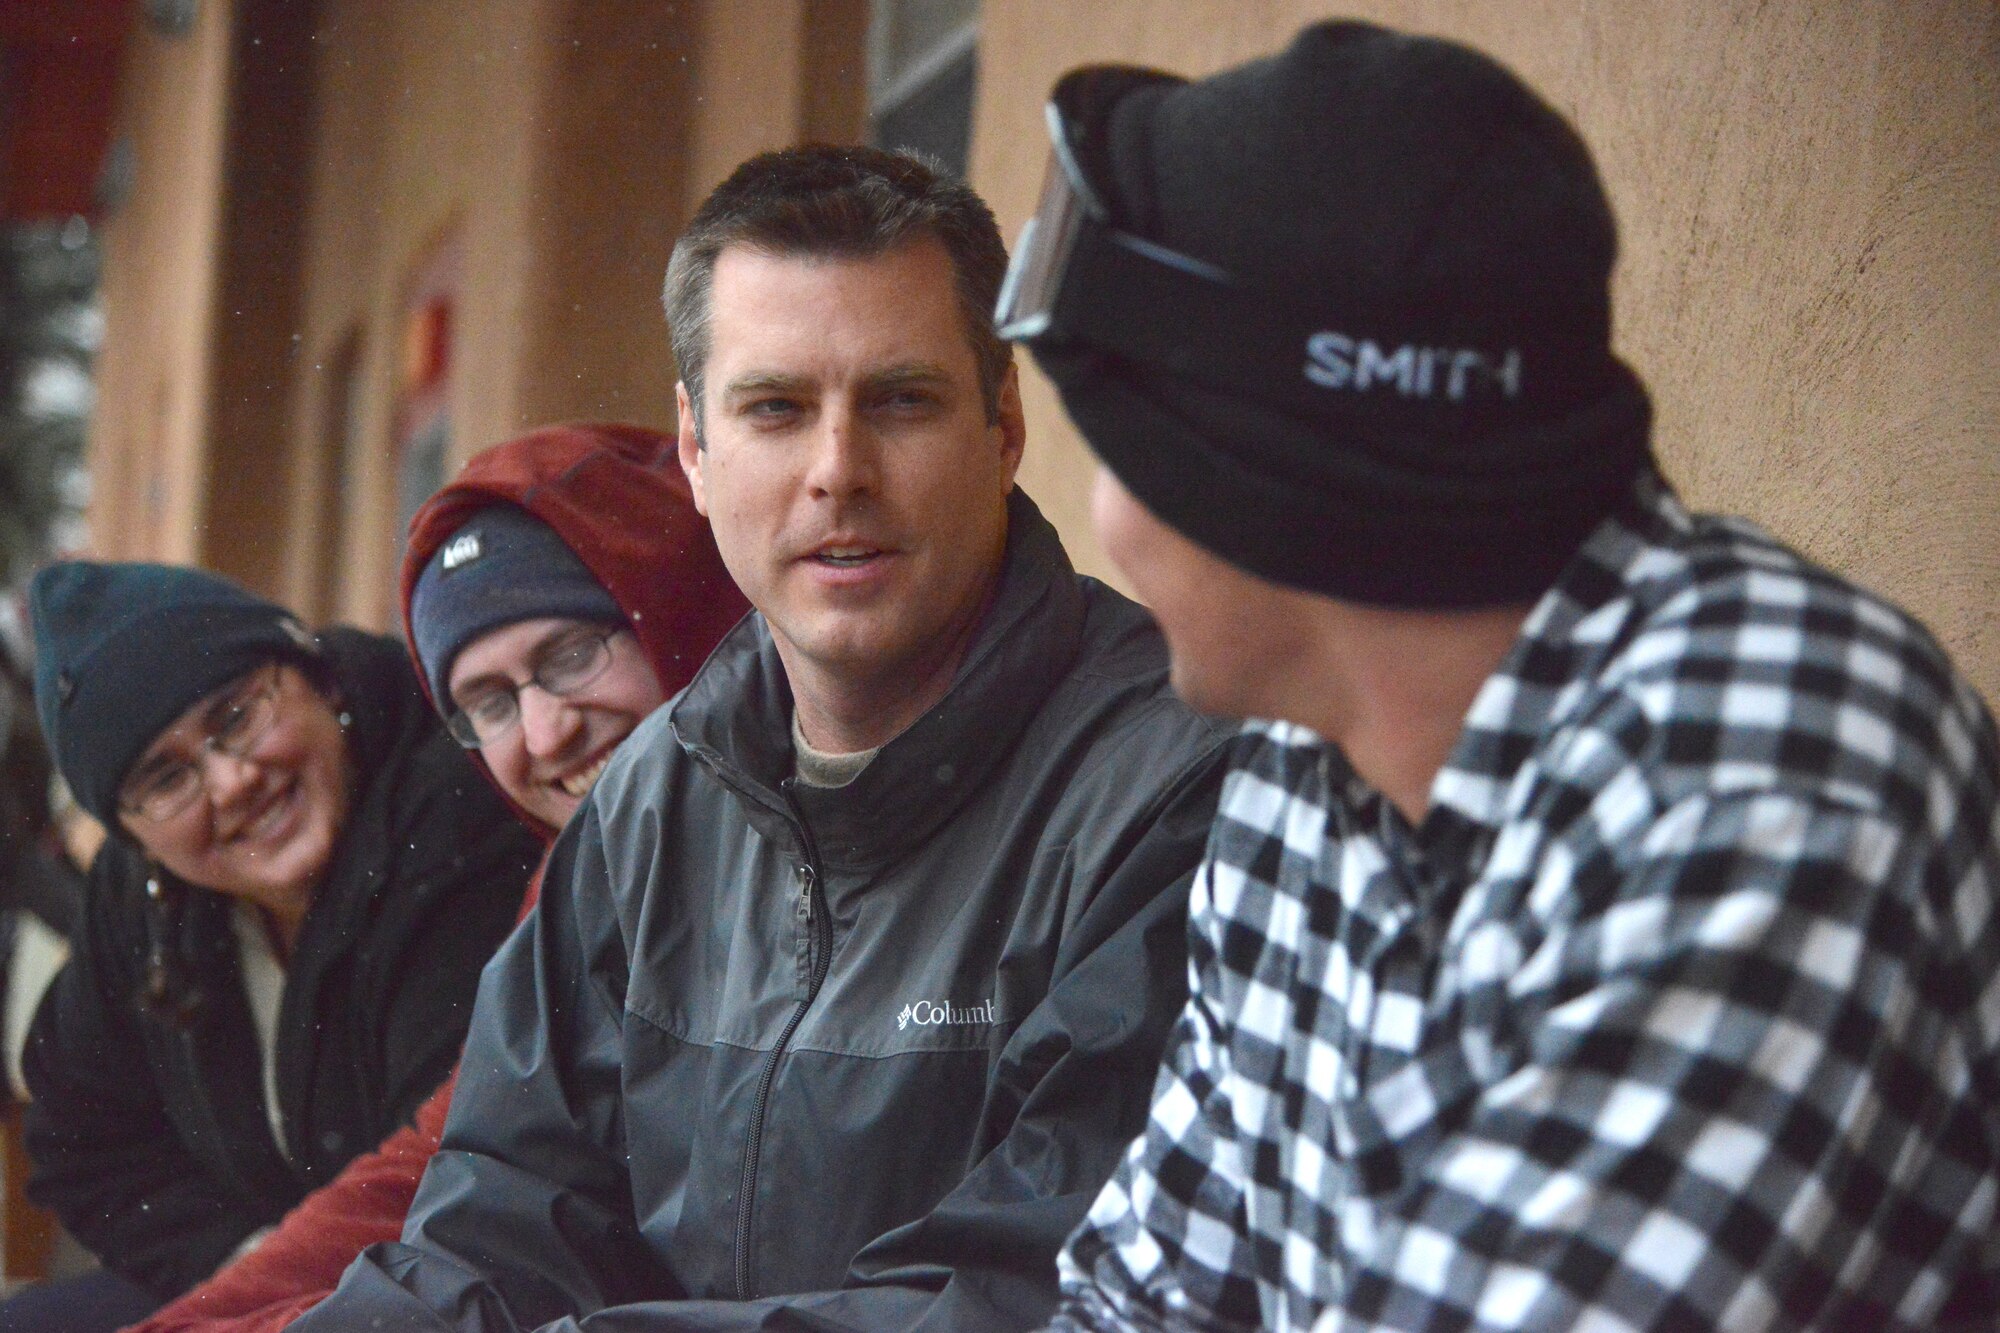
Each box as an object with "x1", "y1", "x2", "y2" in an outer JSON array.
[{"x1": 119, "y1": 666, "x2": 284, "y2": 823}]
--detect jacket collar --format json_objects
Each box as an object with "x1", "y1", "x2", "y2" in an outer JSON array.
[{"x1": 670, "y1": 489, "x2": 1086, "y2": 870}]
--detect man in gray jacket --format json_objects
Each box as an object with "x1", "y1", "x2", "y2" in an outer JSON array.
[{"x1": 294, "y1": 147, "x2": 1229, "y2": 1331}]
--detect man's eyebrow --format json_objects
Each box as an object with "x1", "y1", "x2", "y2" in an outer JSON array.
[
  {"x1": 720, "y1": 371, "x2": 812, "y2": 400},
  {"x1": 720, "y1": 364, "x2": 956, "y2": 401},
  {"x1": 448, "y1": 659, "x2": 513, "y2": 704},
  {"x1": 863, "y1": 362, "x2": 953, "y2": 390}
]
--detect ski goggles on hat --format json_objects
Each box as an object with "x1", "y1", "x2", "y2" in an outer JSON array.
[
  {"x1": 994, "y1": 66, "x2": 1236, "y2": 353},
  {"x1": 994, "y1": 66, "x2": 1200, "y2": 342},
  {"x1": 995, "y1": 65, "x2": 1606, "y2": 421}
]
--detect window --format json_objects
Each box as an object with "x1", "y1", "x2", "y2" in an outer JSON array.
[
  {"x1": 867, "y1": 0, "x2": 979, "y2": 179},
  {"x1": 394, "y1": 231, "x2": 459, "y2": 609}
]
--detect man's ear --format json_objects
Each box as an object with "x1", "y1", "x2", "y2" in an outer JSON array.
[
  {"x1": 676, "y1": 381, "x2": 707, "y2": 516},
  {"x1": 996, "y1": 363, "x2": 1026, "y2": 483}
]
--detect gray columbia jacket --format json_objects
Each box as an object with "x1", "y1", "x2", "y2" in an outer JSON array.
[{"x1": 298, "y1": 492, "x2": 1231, "y2": 1332}]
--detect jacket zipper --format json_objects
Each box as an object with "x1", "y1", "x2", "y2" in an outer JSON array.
[{"x1": 734, "y1": 783, "x2": 834, "y2": 1299}]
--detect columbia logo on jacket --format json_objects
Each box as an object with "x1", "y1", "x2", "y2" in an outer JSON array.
[{"x1": 898, "y1": 998, "x2": 998, "y2": 1032}]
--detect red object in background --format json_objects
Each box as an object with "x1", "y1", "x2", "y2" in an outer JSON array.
[
  {"x1": 400, "y1": 294, "x2": 451, "y2": 394},
  {"x1": 394, "y1": 229, "x2": 459, "y2": 437},
  {"x1": 0, "y1": 0, "x2": 134, "y2": 220},
  {"x1": 391, "y1": 229, "x2": 460, "y2": 600}
]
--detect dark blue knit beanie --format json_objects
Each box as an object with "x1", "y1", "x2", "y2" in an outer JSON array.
[
  {"x1": 409, "y1": 503, "x2": 623, "y2": 711},
  {"x1": 30, "y1": 561, "x2": 321, "y2": 823}
]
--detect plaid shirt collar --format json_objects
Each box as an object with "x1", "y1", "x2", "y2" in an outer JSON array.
[{"x1": 1347, "y1": 469, "x2": 1691, "y2": 885}]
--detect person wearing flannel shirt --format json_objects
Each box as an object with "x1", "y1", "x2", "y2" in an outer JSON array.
[{"x1": 999, "y1": 19, "x2": 2000, "y2": 1332}]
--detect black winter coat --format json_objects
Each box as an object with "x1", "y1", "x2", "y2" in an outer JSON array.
[
  {"x1": 22, "y1": 629, "x2": 540, "y2": 1299},
  {"x1": 296, "y1": 493, "x2": 1233, "y2": 1331}
]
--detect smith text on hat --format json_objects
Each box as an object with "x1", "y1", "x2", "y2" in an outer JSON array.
[{"x1": 1304, "y1": 331, "x2": 1522, "y2": 401}]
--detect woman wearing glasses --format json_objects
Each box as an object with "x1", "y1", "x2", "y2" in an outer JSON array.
[
  {"x1": 120, "y1": 421, "x2": 747, "y2": 1333},
  {"x1": 2, "y1": 561, "x2": 540, "y2": 1332}
]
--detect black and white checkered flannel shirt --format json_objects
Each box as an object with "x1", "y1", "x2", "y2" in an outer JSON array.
[{"x1": 1053, "y1": 475, "x2": 2000, "y2": 1331}]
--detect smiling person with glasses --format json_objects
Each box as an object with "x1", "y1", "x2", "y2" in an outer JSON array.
[
  {"x1": 410, "y1": 503, "x2": 701, "y2": 836},
  {"x1": 1, "y1": 560, "x2": 541, "y2": 1333},
  {"x1": 403, "y1": 425, "x2": 750, "y2": 846},
  {"x1": 120, "y1": 422, "x2": 747, "y2": 1333},
  {"x1": 109, "y1": 663, "x2": 350, "y2": 937}
]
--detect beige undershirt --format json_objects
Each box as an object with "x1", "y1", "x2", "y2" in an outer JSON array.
[
  {"x1": 229, "y1": 903, "x2": 288, "y2": 1161},
  {"x1": 791, "y1": 711, "x2": 880, "y2": 789}
]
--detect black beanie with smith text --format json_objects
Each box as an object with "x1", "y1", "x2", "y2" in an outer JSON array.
[{"x1": 1027, "y1": 20, "x2": 1656, "y2": 608}]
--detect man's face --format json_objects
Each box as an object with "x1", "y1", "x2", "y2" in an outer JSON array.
[
  {"x1": 1092, "y1": 465, "x2": 1315, "y2": 721},
  {"x1": 447, "y1": 617, "x2": 666, "y2": 829},
  {"x1": 678, "y1": 238, "x2": 1024, "y2": 702}
]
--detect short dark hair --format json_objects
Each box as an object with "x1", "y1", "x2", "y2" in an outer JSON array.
[{"x1": 663, "y1": 145, "x2": 1012, "y2": 437}]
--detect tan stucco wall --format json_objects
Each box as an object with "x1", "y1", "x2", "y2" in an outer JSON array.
[
  {"x1": 83, "y1": 1, "x2": 234, "y2": 565},
  {"x1": 276, "y1": 0, "x2": 559, "y2": 627},
  {"x1": 972, "y1": 1, "x2": 2000, "y2": 705},
  {"x1": 275, "y1": 0, "x2": 862, "y2": 628}
]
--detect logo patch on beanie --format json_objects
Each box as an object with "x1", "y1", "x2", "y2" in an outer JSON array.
[
  {"x1": 440, "y1": 532, "x2": 483, "y2": 571},
  {"x1": 1304, "y1": 331, "x2": 1521, "y2": 402}
]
